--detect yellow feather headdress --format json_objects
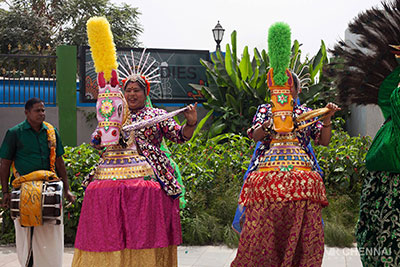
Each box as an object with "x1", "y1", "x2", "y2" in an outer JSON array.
[{"x1": 86, "y1": 17, "x2": 118, "y2": 81}]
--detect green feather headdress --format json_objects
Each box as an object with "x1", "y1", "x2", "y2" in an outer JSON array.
[{"x1": 268, "y1": 22, "x2": 291, "y2": 86}]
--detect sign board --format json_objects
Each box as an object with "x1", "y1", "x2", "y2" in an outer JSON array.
[{"x1": 80, "y1": 46, "x2": 209, "y2": 103}]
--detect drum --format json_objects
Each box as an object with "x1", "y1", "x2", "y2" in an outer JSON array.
[{"x1": 10, "y1": 181, "x2": 63, "y2": 225}]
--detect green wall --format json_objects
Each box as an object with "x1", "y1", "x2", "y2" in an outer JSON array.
[{"x1": 56, "y1": 45, "x2": 77, "y2": 146}]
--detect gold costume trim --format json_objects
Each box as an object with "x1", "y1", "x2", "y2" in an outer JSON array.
[
  {"x1": 271, "y1": 89, "x2": 291, "y2": 94},
  {"x1": 72, "y1": 246, "x2": 177, "y2": 267},
  {"x1": 258, "y1": 141, "x2": 312, "y2": 172},
  {"x1": 95, "y1": 165, "x2": 154, "y2": 180},
  {"x1": 98, "y1": 121, "x2": 122, "y2": 128},
  {"x1": 103, "y1": 149, "x2": 140, "y2": 158},
  {"x1": 274, "y1": 132, "x2": 297, "y2": 140},
  {"x1": 98, "y1": 92, "x2": 124, "y2": 98},
  {"x1": 96, "y1": 148, "x2": 153, "y2": 180},
  {"x1": 270, "y1": 141, "x2": 299, "y2": 147},
  {"x1": 273, "y1": 110, "x2": 292, "y2": 116}
]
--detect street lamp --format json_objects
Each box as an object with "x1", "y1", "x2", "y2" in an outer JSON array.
[{"x1": 212, "y1": 21, "x2": 225, "y2": 51}]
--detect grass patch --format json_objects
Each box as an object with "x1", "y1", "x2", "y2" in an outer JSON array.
[
  {"x1": 323, "y1": 193, "x2": 360, "y2": 247},
  {"x1": 324, "y1": 222, "x2": 355, "y2": 247}
]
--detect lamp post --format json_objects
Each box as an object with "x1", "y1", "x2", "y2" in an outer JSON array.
[{"x1": 212, "y1": 21, "x2": 225, "y2": 51}]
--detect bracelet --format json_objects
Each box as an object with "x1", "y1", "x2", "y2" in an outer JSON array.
[
  {"x1": 186, "y1": 120, "x2": 197, "y2": 127},
  {"x1": 322, "y1": 122, "x2": 332, "y2": 128}
]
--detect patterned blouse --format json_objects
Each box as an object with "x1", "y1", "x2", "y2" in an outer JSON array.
[
  {"x1": 247, "y1": 103, "x2": 323, "y2": 174},
  {"x1": 130, "y1": 106, "x2": 187, "y2": 198}
]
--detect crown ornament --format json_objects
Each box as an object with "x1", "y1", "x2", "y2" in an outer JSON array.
[{"x1": 117, "y1": 48, "x2": 161, "y2": 95}]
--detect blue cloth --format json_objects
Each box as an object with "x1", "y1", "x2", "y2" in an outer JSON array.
[{"x1": 232, "y1": 141, "x2": 261, "y2": 233}]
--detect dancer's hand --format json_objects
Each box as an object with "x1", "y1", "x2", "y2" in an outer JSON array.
[
  {"x1": 184, "y1": 103, "x2": 198, "y2": 126},
  {"x1": 65, "y1": 190, "x2": 76, "y2": 204},
  {"x1": 1, "y1": 192, "x2": 10, "y2": 209},
  {"x1": 91, "y1": 130, "x2": 104, "y2": 150},
  {"x1": 262, "y1": 118, "x2": 273, "y2": 131},
  {"x1": 324, "y1": 103, "x2": 341, "y2": 118}
]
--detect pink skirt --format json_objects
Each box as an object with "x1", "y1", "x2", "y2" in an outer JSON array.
[{"x1": 74, "y1": 179, "x2": 181, "y2": 252}]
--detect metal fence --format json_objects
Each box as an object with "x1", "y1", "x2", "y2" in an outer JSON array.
[{"x1": 0, "y1": 48, "x2": 57, "y2": 105}]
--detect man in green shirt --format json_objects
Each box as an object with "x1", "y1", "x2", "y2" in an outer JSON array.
[{"x1": 0, "y1": 97, "x2": 75, "y2": 267}]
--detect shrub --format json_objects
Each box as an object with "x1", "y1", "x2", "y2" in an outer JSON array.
[
  {"x1": 167, "y1": 133, "x2": 253, "y2": 246},
  {"x1": 62, "y1": 143, "x2": 100, "y2": 244},
  {"x1": 313, "y1": 128, "x2": 372, "y2": 247},
  {"x1": 0, "y1": 208, "x2": 15, "y2": 244},
  {"x1": 313, "y1": 129, "x2": 372, "y2": 195},
  {"x1": 0, "y1": 129, "x2": 371, "y2": 248}
]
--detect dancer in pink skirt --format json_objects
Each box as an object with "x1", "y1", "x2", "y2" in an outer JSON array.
[{"x1": 72, "y1": 17, "x2": 197, "y2": 267}]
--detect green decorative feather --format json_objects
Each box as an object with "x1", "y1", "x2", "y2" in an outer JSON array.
[{"x1": 268, "y1": 22, "x2": 291, "y2": 86}]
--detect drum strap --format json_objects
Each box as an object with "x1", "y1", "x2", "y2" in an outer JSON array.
[{"x1": 11, "y1": 121, "x2": 59, "y2": 226}]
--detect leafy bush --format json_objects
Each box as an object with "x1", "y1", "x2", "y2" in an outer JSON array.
[
  {"x1": 0, "y1": 208, "x2": 15, "y2": 244},
  {"x1": 313, "y1": 129, "x2": 372, "y2": 195},
  {"x1": 0, "y1": 128, "x2": 372, "y2": 248},
  {"x1": 312, "y1": 127, "x2": 372, "y2": 247},
  {"x1": 62, "y1": 143, "x2": 100, "y2": 244},
  {"x1": 167, "y1": 133, "x2": 253, "y2": 246}
]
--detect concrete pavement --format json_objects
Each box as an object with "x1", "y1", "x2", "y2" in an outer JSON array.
[{"x1": 0, "y1": 245, "x2": 362, "y2": 267}]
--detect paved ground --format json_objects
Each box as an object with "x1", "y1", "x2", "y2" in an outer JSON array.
[{"x1": 0, "y1": 245, "x2": 362, "y2": 267}]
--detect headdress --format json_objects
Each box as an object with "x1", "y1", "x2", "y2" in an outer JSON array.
[
  {"x1": 86, "y1": 17, "x2": 118, "y2": 82},
  {"x1": 117, "y1": 48, "x2": 161, "y2": 96},
  {"x1": 87, "y1": 17, "x2": 128, "y2": 146},
  {"x1": 268, "y1": 22, "x2": 292, "y2": 87},
  {"x1": 266, "y1": 22, "x2": 295, "y2": 133}
]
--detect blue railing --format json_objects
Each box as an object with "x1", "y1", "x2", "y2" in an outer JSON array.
[{"x1": 0, "y1": 79, "x2": 56, "y2": 106}]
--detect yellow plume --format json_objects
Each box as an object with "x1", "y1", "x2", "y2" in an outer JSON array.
[{"x1": 86, "y1": 17, "x2": 118, "y2": 81}]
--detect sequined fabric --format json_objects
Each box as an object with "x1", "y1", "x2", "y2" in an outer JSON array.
[
  {"x1": 239, "y1": 171, "x2": 328, "y2": 207},
  {"x1": 74, "y1": 179, "x2": 181, "y2": 252},
  {"x1": 72, "y1": 246, "x2": 177, "y2": 267},
  {"x1": 247, "y1": 104, "x2": 323, "y2": 176},
  {"x1": 231, "y1": 200, "x2": 324, "y2": 266},
  {"x1": 130, "y1": 106, "x2": 186, "y2": 198},
  {"x1": 356, "y1": 171, "x2": 400, "y2": 266},
  {"x1": 94, "y1": 149, "x2": 154, "y2": 180}
]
